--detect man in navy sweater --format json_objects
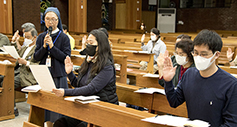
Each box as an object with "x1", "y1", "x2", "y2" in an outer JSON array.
[{"x1": 163, "y1": 29, "x2": 237, "y2": 127}]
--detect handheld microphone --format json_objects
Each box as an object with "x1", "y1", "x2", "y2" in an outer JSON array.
[
  {"x1": 46, "y1": 26, "x2": 53, "y2": 46},
  {"x1": 48, "y1": 26, "x2": 52, "y2": 35}
]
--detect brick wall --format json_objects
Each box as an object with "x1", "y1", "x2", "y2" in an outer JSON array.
[
  {"x1": 87, "y1": 0, "x2": 102, "y2": 32},
  {"x1": 176, "y1": 1, "x2": 237, "y2": 32},
  {"x1": 13, "y1": 0, "x2": 41, "y2": 33},
  {"x1": 53, "y1": 0, "x2": 68, "y2": 27}
]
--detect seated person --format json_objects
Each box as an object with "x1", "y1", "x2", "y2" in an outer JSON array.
[
  {"x1": 158, "y1": 39, "x2": 195, "y2": 87},
  {"x1": 163, "y1": 29, "x2": 237, "y2": 126},
  {"x1": 52, "y1": 29, "x2": 118, "y2": 127},
  {"x1": 171, "y1": 34, "x2": 192, "y2": 63},
  {"x1": 226, "y1": 47, "x2": 237, "y2": 66},
  {"x1": 80, "y1": 27, "x2": 112, "y2": 55},
  {"x1": 62, "y1": 24, "x2": 75, "y2": 50},
  {"x1": 175, "y1": 34, "x2": 191, "y2": 43},
  {"x1": 0, "y1": 33, "x2": 11, "y2": 48},
  {"x1": 140, "y1": 28, "x2": 166, "y2": 73},
  {"x1": 14, "y1": 27, "x2": 39, "y2": 116},
  {"x1": 11, "y1": 22, "x2": 35, "y2": 50}
]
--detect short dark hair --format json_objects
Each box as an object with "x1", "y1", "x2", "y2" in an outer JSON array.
[
  {"x1": 176, "y1": 34, "x2": 191, "y2": 40},
  {"x1": 98, "y1": 27, "x2": 109, "y2": 38},
  {"x1": 21, "y1": 23, "x2": 35, "y2": 30},
  {"x1": 24, "y1": 27, "x2": 38, "y2": 37},
  {"x1": 175, "y1": 39, "x2": 194, "y2": 63},
  {"x1": 193, "y1": 29, "x2": 223, "y2": 53},
  {"x1": 62, "y1": 24, "x2": 68, "y2": 30},
  {"x1": 150, "y1": 28, "x2": 160, "y2": 35}
]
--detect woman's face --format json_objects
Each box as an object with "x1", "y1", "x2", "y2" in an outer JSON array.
[
  {"x1": 45, "y1": 12, "x2": 59, "y2": 30},
  {"x1": 87, "y1": 34, "x2": 98, "y2": 51},
  {"x1": 175, "y1": 48, "x2": 189, "y2": 61}
]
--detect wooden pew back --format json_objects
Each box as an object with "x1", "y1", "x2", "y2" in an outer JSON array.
[
  {"x1": 25, "y1": 90, "x2": 170, "y2": 127},
  {"x1": 0, "y1": 63, "x2": 15, "y2": 121}
]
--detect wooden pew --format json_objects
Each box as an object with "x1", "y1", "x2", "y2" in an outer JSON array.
[
  {"x1": 219, "y1": 66, "x2": 237, "y2": 74},
  {"x1": 24, "y1": 90, "x2": 170, "y2": 127},
  {"x1": 0, "y1": 53, "x2": 27, "y2": 102},
  {"x1": 116, "y1": 82, "x2": 188, "y2": 117},
  {"x1": 112, "y1": 50, "x2": 154, "y2": 74},
  {"x1": 0, "y1": 63, "x2": 15, "y2": 121}
]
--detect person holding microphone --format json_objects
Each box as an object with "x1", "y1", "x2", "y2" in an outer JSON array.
[{"x1": 34, "y1": 7, "x2": 71, "y2": 127}]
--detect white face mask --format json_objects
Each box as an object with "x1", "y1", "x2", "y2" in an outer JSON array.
[
  {"x1": 193, "y1": 52, "x2": 216, "y2": 71},
  {"x1": 175, "y1": 54, "x2": 188, "y2": 65},
  {"x1": 24, "y1": 38, "x2": 33, "y2": 46},
  {"x1": 23, "y1": 33, "x2": 25, "y2": 38},
  {"x1": 150, "y1": 35, "x2": 157, "y2": 41}
]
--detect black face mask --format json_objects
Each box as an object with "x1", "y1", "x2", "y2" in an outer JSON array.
[{"x1": 80, "y1": 44, "x2": 97, "y2": 56}]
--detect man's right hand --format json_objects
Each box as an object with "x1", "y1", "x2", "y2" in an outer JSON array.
[
  {"x1": 163, "y1": 55, "x2": 177, "y2": 82},
  {"x1": 12, "y1": 30, "x2": 20, "y2": 42},
  {"x1": 141, "y1": 34, "x2": 145, "y2": 42},
  {"x1": 227, "y1": 48, "x2": 234, "y2": 61}
]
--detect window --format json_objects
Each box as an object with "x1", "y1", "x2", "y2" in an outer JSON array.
[{"x1": 180, "y1": 0, "x2": 231, "y2": 8}]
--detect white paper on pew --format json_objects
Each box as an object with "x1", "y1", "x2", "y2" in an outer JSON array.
[
  {"x1": 230, "y1": 66, "x2": 237, "y2": 69},
  {"x1": 29, "y1": 65, "x2": 56, "y2": 91},
  {"x1": 21, "y1": 85, "x2": 41, "y2": 92},
  {"x1": 64, "y1": 95, "x2": 100, "y2": 104},
  {"x1": 3, "y1": 46, "x2": 20, "y2": 59},
  {"x1": 134, "y1": 88, "x2": 165, "y2": 95},
  {"x1": 143, "y1": 73, "x2": 159, "y2": 78},
  {"x1": 141, "y1": 115, "x2": 189, "y2": 127},
  {"x1": 123, "y1": 50, "x2": 138, "y2": 53},
  {"x1": 137, "y1": 51, "x2": 149, "y2": 54}
]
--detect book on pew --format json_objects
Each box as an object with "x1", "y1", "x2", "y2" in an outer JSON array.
[
  {"x1": 230, "y1": 66, "x2": 237, "y2": 69},
  {"x1": 142, "y1": 73, "x2": 159, "y2": 78},
  {"x1": 141, "y1": 115, "x2": 210, "y2": 127},
  {"x1": 64, "y1": 95, "x2": 100, "y2": 104},
  {"x1": 21, "y1": 85, "x2": 41, "y2": 92},
  {"x1": 134, "y1": 88, "x2": 165, "y2": 95}
]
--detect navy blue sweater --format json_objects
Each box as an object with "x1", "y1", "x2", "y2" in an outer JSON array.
[
  {"x1": 165, "y1": 67, "x2": 237, "y2": 127},
  {"x1": 65, "y1": 63, "x2": 115, "y2": 96},
  {"x1": 34, "y1": 31, "x2": 71, "y2": 78}
]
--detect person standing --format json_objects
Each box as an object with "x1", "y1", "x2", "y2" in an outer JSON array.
[{"x1": 34, "y1": 7, "x2": 71, "y2": 127}]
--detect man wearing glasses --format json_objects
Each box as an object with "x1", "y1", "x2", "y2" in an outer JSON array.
[{"x1": 162, "y1": 29, "x2": 237, "y2": 126}]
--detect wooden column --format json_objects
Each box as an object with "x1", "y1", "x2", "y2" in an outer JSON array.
[
  {"x1": 0, "y1": 0, "x2": 12, "y2": 34},
  {"x1": 68, "y1": 0, "x2": 87, "y2": 33},
  {"x1": 115, "y1": 0, "x2": 142, "y2": 30}
]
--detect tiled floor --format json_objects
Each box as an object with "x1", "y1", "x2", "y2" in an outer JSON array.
[{"x1": 0, "y1": 101, "x2": 30, "y2": 127}]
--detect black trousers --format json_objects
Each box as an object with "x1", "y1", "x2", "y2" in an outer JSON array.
[{"x1": 53, "y1": 116, "x2": 87, "y2": 127}]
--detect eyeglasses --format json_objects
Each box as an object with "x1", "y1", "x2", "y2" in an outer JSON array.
[
  {"x1": 45, "y1": 18, "x2": 58, "y2": 22},
  {"x1": 191, "y1": 51, "x2": 213, "y2": 58}
]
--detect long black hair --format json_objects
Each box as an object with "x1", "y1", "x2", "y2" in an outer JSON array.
[{"x1": 79, "y1": 29, "x2": 114, "y2": 81}]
